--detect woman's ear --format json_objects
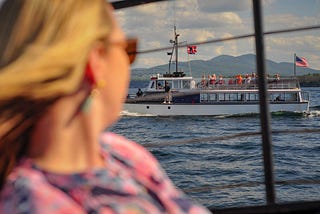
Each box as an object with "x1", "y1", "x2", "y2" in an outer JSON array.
[
  {"x1": 84, "y1": 63, "x2": 95, "y2": 85},
  {"x1": 85, "y1": 42, "x2": 107, "y2": 85}
]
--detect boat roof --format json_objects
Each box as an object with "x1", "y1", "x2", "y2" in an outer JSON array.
[
  {"x1": 156, "y1": 76, "x2": 193, "y2": 80},
  {"x1": 201, "y1": 88, "x2": 301, "y2": 93}
]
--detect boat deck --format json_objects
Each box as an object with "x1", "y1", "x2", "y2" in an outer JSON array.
[{"x1": 193, "y1": 78, "x2": 300, "y2": 90}]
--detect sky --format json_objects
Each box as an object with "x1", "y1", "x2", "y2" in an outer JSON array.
[
  {"x1": 0, "y1": 0, "x2": 319, "y2": 70},
  {"x1": 112, "y1": 0, "x2": 320, "y2": 70}
]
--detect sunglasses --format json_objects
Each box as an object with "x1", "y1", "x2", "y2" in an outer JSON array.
[{"x1": 125, "y1": 38, "x2": 138, "y2": 65}]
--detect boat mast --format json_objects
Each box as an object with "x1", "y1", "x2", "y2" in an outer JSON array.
[
  {"x1": 174, "y1": 26, "x2": 179, "y2": 73},
  {"x1": 293, "y1": 53, "x2": 296, "y2": 77},
  {"x1": 168, "y1": 26, "x2": 180, "y2": 75}
]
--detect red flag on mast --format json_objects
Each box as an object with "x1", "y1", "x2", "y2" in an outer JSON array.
[{"x1": 187, "y1": 45, "x2": 197, "y2": 54}]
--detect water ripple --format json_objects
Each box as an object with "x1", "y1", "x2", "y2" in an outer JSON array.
[{"x1": 110, "y1": 87, "x2": 320, "y2": 208}]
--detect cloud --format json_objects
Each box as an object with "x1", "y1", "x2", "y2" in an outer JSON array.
[
  {"x1": 116, "y1": 2, "x2": 171, "y2": 32},
  {"x1": 267, "y1": 35, "x2": 320, "y2": 53},
  {"x1": 194, "y1": 30, "x2": 215, "y2": 42},
  {"x1": 134, "y1": 1, "x2": 172, "y2": 18},
  {"x1": 116, "y1": 0, "x2": 245, "y2": 56},
  {"x1": 172, "y1": 0, "x2": 244, "y2": 30},
  {"x1": 136, "y1": 55, "x2": 167, "y2": 68},
  {"x1": 177, "y1": 12, "x2": 243, "y2": 30},
  {"x1": 264, "y1": 13, "x2": 320, "y2": 30},
  {"x1": 113, "y1": 0, "x2": 320, "y2": 70},
  {"x1": 197, "y1": 0, "x2": 251, "y2": 13}
]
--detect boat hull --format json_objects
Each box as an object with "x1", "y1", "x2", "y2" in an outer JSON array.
[{"x1": 123, "y1": 102, "x2": 309, "y2": 116}]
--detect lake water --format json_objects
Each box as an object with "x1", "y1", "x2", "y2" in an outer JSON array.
[{"x1": 108, "y1": 86, "x2": 320, "y2": 209}]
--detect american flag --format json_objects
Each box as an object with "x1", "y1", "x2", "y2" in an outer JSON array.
[
  {"x1": 187, "y1": 45, "x2": 197, "y2": 54},
  {"x1": 295, "y1": 56, "x2": 309, "y2": 67}
]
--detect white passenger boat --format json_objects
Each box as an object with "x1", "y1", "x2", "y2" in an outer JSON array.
[
  {"x1": 123, "y1": 28, "x2": 309, "y2": 116},
  {"x1": 124, "y1": 72, "x2": 310, "y2": 116}
]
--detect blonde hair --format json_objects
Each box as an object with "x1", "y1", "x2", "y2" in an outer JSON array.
[{"x1": 0, "y1": 0, "x2": 113, "y2": 187}]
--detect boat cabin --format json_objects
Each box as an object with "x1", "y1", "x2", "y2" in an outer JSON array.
[{"x1": 147, "y1": 74, "x2": 194, "y2": 92}]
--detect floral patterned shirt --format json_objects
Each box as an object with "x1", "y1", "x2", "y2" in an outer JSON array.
[{"x1": 0, "y1": 132, "x2": 210, "y2": 214}]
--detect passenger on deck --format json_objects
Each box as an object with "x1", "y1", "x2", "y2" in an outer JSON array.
[
  {"x1": 228, "y1": 78, "x2": 234, "y2": 85},
  {"x1": 163, "y1": 81, "x2": 171, "y2": 103},
  {"x1": 236, "y1": 74, "x2": 243, "y2": 84},
  {"x1": 216, "y1": 75, "x2": 224, "y2": 85},
  {"x1": 245, "y1": 74, "x2": 251, "y2": 84},
  {"x1": 190, "y1": 79, "x2": 196, "y2": 89},
  {"x1": 164, "y1": 81, "x2": 170, "y2": 92},
  {"x1": 270, "y1": 74, "x2": 280, "y2": 83},
  {"x1": 209, "y1": 74, "x2": 216, "y2": 85},
  {"x1": 201, "y1": 75, "x2": 207, "y2": 88},
  {"x1": 136, "y1": 88, "x2": 143, "y2": 97},
  {"x1": 251, "y1": 72, "x2": 257, "y2": 83}
]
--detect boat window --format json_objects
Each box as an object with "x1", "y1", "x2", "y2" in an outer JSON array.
[
  {"x1": 200, "y1": 93, "x2": 208, "y2": 102},
  {"x1": 156, "y1": 81, "x2": 163, "y2": 89},
  {"x1": 224, "y1": 94, "x2": 229, "y2": 101},
  {"x1": 150, "y1": 81, "x2": 155, "y2": 89},
  {"x1": 285, "y1": 93, "x2": 298, "y2": 101},
  {"x1": 229, "y1": 93, "x2": 238, "y2": 101},
  {"x1": 218, "y1": 93, "x2": 225, "y2": 101},
  {"x1": 271, "y1": 93, "x2": 284, "y2": 101},
  {"x1": 220, "y1": 93, "x2": 243, "y2": 101},
  {"x1": 209, "y1": 93, "x2": 217, "y2": 101},
  {"x1": 224, "y1": 94, "x2": 230, "y2": 101},
  {"x1": 172, "y1": 80, "x2": 181, "y2": 89},
  {"x1": 183, "y1": 80, "x2": 190, "y2": 89},
  {"x1": 171, "y1": 80, "x2": 176, "y2": 89},
  {"x1": 246, "y1": 93, "x2": 259, "y2": 101},
  {"x1": 270, "y1": 93, "x2": 277, "y2": 101}
]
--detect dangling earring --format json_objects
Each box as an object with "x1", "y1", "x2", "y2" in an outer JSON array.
[
  {"x1": 81, "y1": 64, "x2": 106, "y2": 113},
  {"x1": 81, "y1": 87, "x2": 98, "y2": 113},
  {"x1": 81, "y1": 81, "x2": 107, "y2": 113}
]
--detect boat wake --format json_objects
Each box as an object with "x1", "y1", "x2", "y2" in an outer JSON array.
[
  {"x1": 304, "y1": 106, "x2": 320, "y2": 117},
  {"x1": 120, "y1": 110, "x2": 155, "y2": 117},
  {"x1": 214, "y1": 113, "x2": 259, "y2": 119},
  {"x1": 219, "y1": 111, "x2": 305, "y2": 118},
  {"x1": 305, "y1": 110, "x2": 320, "y2": 117}
]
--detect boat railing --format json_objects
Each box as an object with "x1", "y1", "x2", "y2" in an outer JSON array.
[{"x1": 196, "y1": 78, "x2": 299, "y2": 90}]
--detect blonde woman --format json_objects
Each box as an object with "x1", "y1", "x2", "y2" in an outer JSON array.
[{"x1": 0, "y1": 0, "x2": 210, "y2": 213}]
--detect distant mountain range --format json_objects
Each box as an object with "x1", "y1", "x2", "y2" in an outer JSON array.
[{"x1": 131, "y1": 54, "x2": 319, "y2": 80}]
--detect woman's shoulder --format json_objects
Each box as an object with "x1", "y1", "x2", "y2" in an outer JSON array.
[
  {"x1": 100, "y1": 132, "x2": 158, "y2": 164},
  {"x1": 100, "y1": 132, "x2": 161, "y2": 175},
  {"x1": 0, "y1": 162, "x2": 84, "y2": 213},
  {"x1": 100, "y1": 133, "x2": 210, "y2": 213}
]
